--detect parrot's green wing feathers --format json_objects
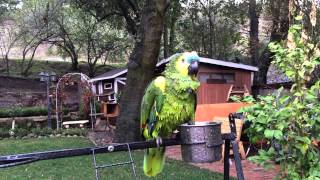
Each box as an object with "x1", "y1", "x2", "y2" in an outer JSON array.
[{"x1": 140, "y1": 76, "x2": 166, "y2": 138}]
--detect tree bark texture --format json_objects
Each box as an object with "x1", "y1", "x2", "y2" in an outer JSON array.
[
  {"x1": 168, "y1": 15, "x2": 177, "y2": 55},
  {"x1": 163, "y1": 21, "x2": 169, "y2": 58},
  {"x1": 115, "y1": 0, "x2": 169, "y2": 142},
  {"x1": 254, "y1": 0, "x2": 289, "y2": 87},
  {"x1": 249, "y1": 0, "x2": 259, "y2": 67}
]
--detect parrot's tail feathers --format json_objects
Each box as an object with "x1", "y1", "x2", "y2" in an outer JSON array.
[{"x1": 143, "y1": 147, "x2": 166, "y2": 177}]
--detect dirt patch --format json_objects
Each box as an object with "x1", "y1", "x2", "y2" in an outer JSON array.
[{"x1": 87, "y1": 130, "x2": 115, "y2": 146}]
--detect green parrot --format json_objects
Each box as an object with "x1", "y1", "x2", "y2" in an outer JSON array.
[{"x1": 140, "y1": 51, "x2": 200, "y2": 177}]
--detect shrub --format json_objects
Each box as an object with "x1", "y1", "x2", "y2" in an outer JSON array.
[
  {"x1": 31, "y1": 128, "x2": 53, "y2": 136},
  {"x1": 62, "y1": 128, "x2": 88, "y2": 136},
  {"x1": 0, "y1": 107, "x2": 47, "y2": 118},
  {"x1": 0, "y1": 128, "x2": 10, "y2": 138},
  {"x1": 13, "y1": 128, "x2": 29, "y2": 138},
  {"x1": 241, "y1": 22, "x2": 320, "y2": 179}
]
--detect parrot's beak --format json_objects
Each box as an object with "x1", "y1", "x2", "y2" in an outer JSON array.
[{"x1": 188, "y1": 61, "x2": 199, "y2": 76}]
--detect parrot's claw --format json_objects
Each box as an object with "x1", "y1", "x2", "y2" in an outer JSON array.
[{"x1": 156, "y1": 137, "x2": 163, "y2": 149}]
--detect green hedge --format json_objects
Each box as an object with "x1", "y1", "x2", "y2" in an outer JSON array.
[
  {"x1": 0, "y1": 128, "x2": 88, "y2": 138},
  {"x1": 0, "y1": 107, "x2": 48, "y2": 118}
]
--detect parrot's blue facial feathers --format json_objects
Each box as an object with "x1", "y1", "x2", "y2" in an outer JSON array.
[{"x1": 183, "y1": 51, "x2": 200, "y2": 64}]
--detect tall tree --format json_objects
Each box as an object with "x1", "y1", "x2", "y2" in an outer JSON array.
[
  {"x1": 74, "y1": 0, "x2": 169, "y2": 142},
  {"x1": 163, "y1": 0, "x2": 183, "y2": 58},
  {"x1": 115, "y1": 0, "x2": 169, "y2": 142},
  {"x1": 0, "y1": 20, "x2": 20, "y2": 76},
  {"x1": 17, "y1": 0, "x2": 59, "y2": 76},
  {"x1": 249, "y1": 0, "x2": 259, "y2": 67},
  {"x1": 177, "y1": 0, "x2": 246, "y2": 59},
  {"x1": 254, "y1": 0, "x2": 290, "y2": 86}
]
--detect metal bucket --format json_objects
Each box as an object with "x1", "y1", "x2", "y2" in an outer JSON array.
[{"x1": 179, "y1": 122, "x2": 222, "y2": 163}]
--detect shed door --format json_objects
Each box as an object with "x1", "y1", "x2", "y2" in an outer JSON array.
[
  {"x1": 197, "y1": 72, "x2": 235, "y2": 104},
  {"x1": 114, "y1": 78, "x2": 126, "y2": 102}
]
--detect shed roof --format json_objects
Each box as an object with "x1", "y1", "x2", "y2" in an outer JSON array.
[
  {"x1": 91, "y1": 67, "x2": 127, "y2": 81},
  {"x1": 90, "y1": 57, "x2": 258, "y2": 82}
]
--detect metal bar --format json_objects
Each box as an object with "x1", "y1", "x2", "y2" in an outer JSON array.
[
  {"x1": 91, "y1": 148, "x2": 99, "y2": 180},
  {"x1": 231, "y1": 141, "x2": 245, "y2": 180},
  {"x1": 96, "y1": 161, "x2": 133, "y2": 169},
  {"x1": 224, "y1": 139, "x2": 231, "y2": 180},
  {"x1": 0, "y1": 130, "x2": 243, "y2": 180},
  {"x1": 126, "y1": 143, "x2": 138, "y2": 180},
  {"x1": 0, "y1": 139, "x2": 180, "y2": 168},
  {"x1": 47, "y1": 79, "x2": 52, "y2": 129}
]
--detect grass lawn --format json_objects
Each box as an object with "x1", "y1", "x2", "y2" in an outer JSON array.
[
  {"x1": 0, "y1": 137, "x2": 225, "y2": 180},
  {"x1": 1, "y1": 58, "x2": 126, "y2": 78}
]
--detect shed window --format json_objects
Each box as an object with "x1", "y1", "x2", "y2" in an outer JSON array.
[
  {"x1": 199, "y1": 73, "x2": 235, "y2": 84},
  {"x1": 108, "y1": 94, "x2": 116, "y2": 101},
  {"x1": 104, "y1": 83, "x2": 113, "y2": 89}
]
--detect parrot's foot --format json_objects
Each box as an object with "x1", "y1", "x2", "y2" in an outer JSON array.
[{"x1": 156, "y1": 136, "x2": 163, "y2": 148}]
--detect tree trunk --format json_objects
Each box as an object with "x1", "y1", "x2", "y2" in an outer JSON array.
[
  {"x1": 163, "y1": 21, "x2": 169, "y2": 58},
  {"x1": 69, "y1": 45, "x2": 79, "y2": 71},
  {"x1": 5, "y1": 54, "x2": 9, "y2": 76},
  {"x1": 254, "y1": 0, "x2": 289, "y2": 86},
  {"x1": 208, "y1": 9, "x2": 213, "y2": 57},
  {"x1": 115, "y1": 0, "x2": 169, "y2": 142},
  {"x1": 168, "y1": 15, "x2": 177, "y2": 55},
  {"x1": 249, "y1": 0, "x2": 259, "y2": 67},
  {"x1": 71, "y1": 54, "x2": 79, "y2": 71},
  {"x1": 22, "y1": 43, "x2": 40, "y2": 76}
]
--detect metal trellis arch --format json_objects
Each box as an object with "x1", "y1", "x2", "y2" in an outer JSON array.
[{"x1": 54, "y1": 73, "x2": 93, "y2": 130}]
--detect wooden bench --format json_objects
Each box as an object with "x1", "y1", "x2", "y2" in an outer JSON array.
[
  {"x1": 62, "y1": 120, "x2": 89, "y2": 129},
  {"x1": 214, "y1": 116, "x2": 246, "y2": 160}
]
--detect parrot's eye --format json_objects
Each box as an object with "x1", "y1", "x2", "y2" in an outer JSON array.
[{"x1": 181, "y1": 59, "x2": 185, "y2": 63}]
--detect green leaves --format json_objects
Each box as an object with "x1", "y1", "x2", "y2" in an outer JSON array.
[
  {"x1": 241, "y1": 22, "x2": 320, "y2": 180},
  {"x1": 263, "y1": 129, "x2": 283, "y2": 140}
]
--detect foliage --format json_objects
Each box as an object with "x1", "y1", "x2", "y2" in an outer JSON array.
[
  {"x1": 0, "y1": 18, "x2": 21, "y2": 76},
  {"x1": 0, "y1": 106, "x2": 47, "y2": 118},
  {"x1": 0, "y1": 0, "x2": 19, "y2": 20},
  {"x1": 0, "y1": 127, "x2": 87, "y2": 138},
  {"x1": 31, "y1": 127, "x2": 53, "y2": 136},
  {"x1": 67, "y1": 6, "x2": 132, "y2": 77},
  {"x1": 14, "y1": 0, "x2": 59, "y2": 76},
  {"x1": 0, "y1": 127, "x2": 10, "y2": 138},
  {"x1": 0, "y1": 58, "x2": 119, "y2": 78},
  {"x1": 13, "y1": 128, "x2": 29, "y2": 138},
  {"x1": 61, "y1": 128, "x2": 88, "y2": 136},
  {"x1": 0, "y1": 137, "x2": 227, "y2": 179},
  {"x1": 241, "y1": 22, "x2": 320, "y2": 179},
  {"x1": 175, "y1": 0, "x2": 247, "y2": 60},
  {"x1": 53, "y1": 73, "x2": 93, "y2": 121}
]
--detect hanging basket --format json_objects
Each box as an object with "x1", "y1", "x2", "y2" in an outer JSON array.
[{"x1": 179, "y1": 122, "x2": 222, "y2": 163}]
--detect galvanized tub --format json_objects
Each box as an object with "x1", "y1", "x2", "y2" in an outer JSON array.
[{"x1": 179, "y1": 122, "x2": 222, "y2": 163}]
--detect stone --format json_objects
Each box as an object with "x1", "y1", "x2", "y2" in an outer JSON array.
[
  {"x1": 56, "y1": 134, "x2": 61, "y2": 137},
  {"x1": 27, "y1": 133, "x2": 35, "y2": 138},
  {"x1": 73, "y1": 135, "x2": 78, "y2": 137},
  {"x1": 49, "y1": 134, "x2": 54, "y2": 138}
]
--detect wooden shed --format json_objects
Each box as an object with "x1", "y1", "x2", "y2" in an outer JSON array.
[{"x1": 90, "y1": 57, "x2": 258, "y2": 104}]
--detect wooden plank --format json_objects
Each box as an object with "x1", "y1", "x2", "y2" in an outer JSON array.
[{"x1": 62, "y1": 120, "x2": 89, "y2": 125}]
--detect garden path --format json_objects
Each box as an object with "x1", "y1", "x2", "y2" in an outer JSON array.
[{"x1": 166, "y1": 145, "x2": 279, "y2": 180}]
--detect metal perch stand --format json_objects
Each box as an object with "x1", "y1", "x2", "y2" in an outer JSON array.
[{"x1": 0, "y1": 114, "x2": 244, "y2": 180}]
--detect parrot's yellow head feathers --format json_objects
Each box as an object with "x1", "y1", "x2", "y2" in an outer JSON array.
[{"x1": 165, "y1": 51, "x2": 199, "y2": 78}]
